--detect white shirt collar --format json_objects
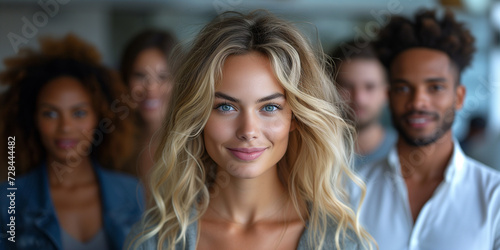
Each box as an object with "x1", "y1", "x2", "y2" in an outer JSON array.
[{"x1": 387, "y1": 139, "x2": 467, "y2": 183}]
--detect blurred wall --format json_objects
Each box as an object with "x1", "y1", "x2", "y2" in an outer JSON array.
[{"x1": 0, "y1": 2, "x2": 112, "y2": 67}]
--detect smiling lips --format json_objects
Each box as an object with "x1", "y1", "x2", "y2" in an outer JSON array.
[
  {"x1": 227, "y1": 147, "x2": 267, "y2": 161},
  {"x1": 55, "y1": 139, "x2": 78, "y2": 149},
  {"x1": 404, "y1": 111, "x2": 439, "y2": 128},
  {"x1": 141, "y1": 99, "x2": 162, "y2": 110}
]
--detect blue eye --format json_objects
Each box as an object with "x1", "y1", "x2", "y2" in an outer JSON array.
[
  {"x1": 42, "y1": 110, "x2": 57, "y2": 118},
  {"x1": 262, "y1": 104, "x2": 281, "y2": 113},
  {"x1": 74, "y1": 110, "x2": 87, "y2": 118},
  {"x1": 216, "y1": 104, "x2": 235, "y2": 113}
]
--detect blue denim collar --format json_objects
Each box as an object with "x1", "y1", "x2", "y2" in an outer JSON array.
[
  {"x1": 23, "y1": 162, "x2": 62, "y2": 249},
  {"x1": 24, "y1": 159, "x2": 141, "y2": 250}
]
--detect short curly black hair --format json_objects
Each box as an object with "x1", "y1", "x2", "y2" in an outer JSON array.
[{"x1": 373, "y1": 9, "x2": 475, "y2": 77}]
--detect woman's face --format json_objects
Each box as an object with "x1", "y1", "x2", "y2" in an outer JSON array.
[
  {"x1": 129, "y1": 48, "x2": 172, "y2": 126},
  {"x1": 203, "y1": 51, "x2": 294, "y2": 179},
  {"x1": 36, "y1": 76, "x2": 97, "y2": 164}
]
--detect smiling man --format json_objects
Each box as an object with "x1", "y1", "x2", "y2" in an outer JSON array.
[{"x1": 349, "y1": 9, "x2": 500, "y2": 250}]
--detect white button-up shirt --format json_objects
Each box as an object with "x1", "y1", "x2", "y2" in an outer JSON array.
[{"x1": 350, "y1": 140, "x2": 500, "y2": 250}]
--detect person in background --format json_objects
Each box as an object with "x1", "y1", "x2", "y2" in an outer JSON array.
[
  {"x1": 460, "y1": 115, "x2": 487, "y2": 154},
  {"x1": 482, "y1": 132, "x2": 500, "y2": 171},
  {"x1": 462, "y1": 117, "x2": 500, "y2": 172},
  {"x1": 0, "y1": 34, "x2": 145, "y2": 250},
  {"x1": 119, "y1": 30, "x2": 178, "y2": 180},
  {"x1": 126, "y1": 11, "x2": 374, "y2": 250},
  {"x1": 349, "y1": 9, "x2": 500, "y2": 250},
  {"x1": 329, "y1": 41, "x2": 397, "y2": 167}
]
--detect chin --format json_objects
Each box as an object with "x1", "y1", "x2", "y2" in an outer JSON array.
[
  {"x1": 400, "y1": 131, "x2": 442, "y2": 147},
  {"x1": 141, "y1": 112, "x2": 163, "y2": 123},
  {"x1": 224, "y1": 163, "x2": 271, "y2": 180}
]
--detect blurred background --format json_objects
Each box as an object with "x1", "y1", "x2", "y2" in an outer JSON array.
[{"x1": 1, "y1": 0, "x2": 499, "y2": 141}]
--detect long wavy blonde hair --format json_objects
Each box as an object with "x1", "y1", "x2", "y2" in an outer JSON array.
[{"x1": 130, "y1": 10, "x2": 372, "y2": 249}]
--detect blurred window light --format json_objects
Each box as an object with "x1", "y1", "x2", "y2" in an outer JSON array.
[
  {"x1": 440, "y1": 0, "x2": 491, "y2": 14},
  {"x1": 492, "y1": 2, "x2": 500, "y2": 31}
]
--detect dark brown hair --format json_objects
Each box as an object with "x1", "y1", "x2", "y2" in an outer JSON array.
[
  {"x1": 119, "y1": 29, "x2": 177, "y2": 86},
  {"x1": 327, "y1": 40, "x2": 380, "y2": 81}
]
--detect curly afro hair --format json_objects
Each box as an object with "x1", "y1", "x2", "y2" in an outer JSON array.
[
  {"x1": 0, "y1": 34, "x2": 136, "y2": 179},
  {"x1": 373, "y1": 9, "x2": 475, "y2": 76}
]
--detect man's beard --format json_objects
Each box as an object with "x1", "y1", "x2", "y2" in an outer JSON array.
[
  {"x1": 391, "y1": 107, "x2": 455, "y2": 147},
  {"x1": 352, "y1": 104, "x2": 382, "y2": 131},
  {"x1": 355, "y1": 115, "x2": 379, "y2": 131}
]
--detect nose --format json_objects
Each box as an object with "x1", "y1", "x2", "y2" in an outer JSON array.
[
  {"x1": 408, "y1": 87, "x2": 429, "y2": 110},
  {"x1": 236, "y1": 111, "x2": 259, "y2": 141},
  {"x1": 144, "y1": 71, "x2": 165, "y2": 91},
  {"x1": 352, "y1": 87, "x2": 367, "y2": 105},
  {"x1": 58, "y1": 114, "x2": 73, "y2": 133}
]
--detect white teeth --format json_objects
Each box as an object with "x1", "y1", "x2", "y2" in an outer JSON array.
[
  {"x1": 143, "y1": 99, "x2": 160, "y2": 108},
  {"x1": 410, "y1": 118, "x2": 427, "y2": 124}
]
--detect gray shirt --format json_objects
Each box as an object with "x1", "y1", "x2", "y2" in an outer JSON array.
[
  {"x1": 354, "y1": 128, "x2": 397, "y2": 168},
  {"x1": 124, "y1": 217, "x2": 364, "y2": 249}
]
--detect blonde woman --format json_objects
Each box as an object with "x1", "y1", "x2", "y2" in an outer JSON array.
[{"x1": 126, "y1": 11, "x2": 373, "y2": 249}]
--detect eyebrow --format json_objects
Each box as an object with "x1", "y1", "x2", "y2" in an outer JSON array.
[
  {"x1": 38, "y1": 102, "x2": 91, "y2": 109},
  {"x1": 391, "y1": 78, "x2": 410, "y2": 85},
  {"x1": 214, "y1": 92, "x2": 285, "y2": 103},
  {"x1": 391, "y1": 77, "x2": 448, "y2": 84},
  {"x1": 424, "y1": 77, "x2": 447, "y2": 83}
]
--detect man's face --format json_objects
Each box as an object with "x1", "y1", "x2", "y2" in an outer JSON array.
[
  {"x1": 389, "y1": 48, "x2": 465, "y2": 146},
  {"x1": 337, "y1": 58, "x2": 388, "y2": 130}
]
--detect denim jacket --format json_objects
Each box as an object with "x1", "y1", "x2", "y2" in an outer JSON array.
[{"x1": 0, "y1": 161, "x2": 145, "y2": 250}]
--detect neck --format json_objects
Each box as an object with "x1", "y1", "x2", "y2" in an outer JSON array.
[
  {"x1": 142, "y1": 115, "x2": 163, "y2": 136},
  {"x1": 356, "y1": 122, "x2": 385, "y2": 155},
  {"x1": 397, "y1": 131, "x2": 455, "y2": 182},
  {"x1": 208, "y1": 166, "x2": 289, "y2": 225},
  {"x1": 47, "y1": 156, "x2": 96, "y2": 187}
]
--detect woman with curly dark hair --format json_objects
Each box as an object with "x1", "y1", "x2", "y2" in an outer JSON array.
[{"x1": 0, "y1": 34, "x2": 145, "y2": 250}]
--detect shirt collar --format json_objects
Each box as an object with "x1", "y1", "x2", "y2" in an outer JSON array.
[
  {"x1": 446, "y1": 139, "x2": 466, "y2": 183},
  {"x1": 387, "y1": 138, "x2": 466, "y2": 183}
]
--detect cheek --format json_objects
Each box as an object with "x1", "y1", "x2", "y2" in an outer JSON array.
[
  {"x1": 36, "y1": 120, "x2": 54, "y2": 142},
  {"x1": 264, "y1": 117, "x2": 291, "y2": 146},
  {"x1": 436, "y1": 94, "x2": 455, "y2": 109},
  {"x1": 160, "y1": 83, "x2": 173, "y2": 98},
  {"x1": 389, "y1": 94, "x2": 403, "y2": 111},
  {"x1": 389, "y1": 103, "x2": 404, "y2": 119},
  {"x1": 203, "y1": 115, "x2": 231, "y2": 147},
  {"x1": 35, "y1": 119, "x2": 56, "y2": 152},
  {"x1": 129, "y1": 81, "x2": 146, "y2": 96},
  {"x1": 79, "y1": 116, "x2": 98, "y2": 140},
  {"x1": 370, "y1": 91, "x2": 387, "y2": 107}
]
